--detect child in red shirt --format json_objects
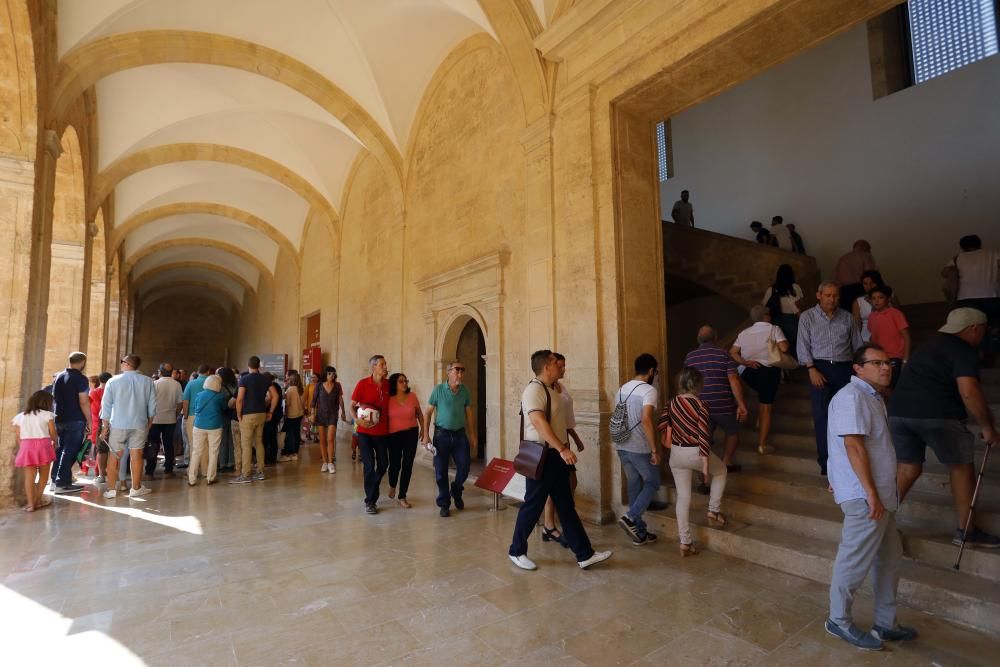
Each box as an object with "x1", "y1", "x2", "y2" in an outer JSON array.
[{"x1": 867, "y1": 285, "x2": 910, "y2": 388}]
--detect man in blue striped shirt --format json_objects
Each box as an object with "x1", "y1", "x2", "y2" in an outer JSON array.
[{"x1": 797, "y1": 282, "x2": 863, "y2": 475}]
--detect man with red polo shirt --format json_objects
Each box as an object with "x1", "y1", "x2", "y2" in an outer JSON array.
[{"x1": 352, "y1": 354, "x2": 391, "y2": 515}]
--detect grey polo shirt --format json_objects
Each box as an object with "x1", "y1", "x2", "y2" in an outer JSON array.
[{"x1": 827, "y1": 376, "x2": 898, "y2": 511}]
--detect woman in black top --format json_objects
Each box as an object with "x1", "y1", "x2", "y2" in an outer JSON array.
[
  {"x1": 262, "y1": 373, "x2": 284, "y2": 465},
  {"x1": 216, "y1": 367, "x2": 238, "y2": 472},
  {"x1": 313, "y1": 366, "x2": 347, "y2": 473}
]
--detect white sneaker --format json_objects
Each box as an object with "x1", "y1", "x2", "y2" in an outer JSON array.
[
  {"x1": 578, "y1": 550, "x2": 613, "y2": 570},
  {"x1": 328, "y1": 462, "x2": 336, "y2": 474},
  {"x1": 128, "y1": 486, "x2": 151, "y2": 498},
  {"x1": 320, "y1": 463, "x2": 328, "y2": 472},
  {"x1": 508, "y1": 554, "x2": 537, "y2": 571},
  {"x1": 103, "y1": 489, "x2": 117, "y2": 499}
]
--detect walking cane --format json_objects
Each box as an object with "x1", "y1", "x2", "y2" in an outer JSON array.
[{"x1": 953, "y1": 444, "x2": 994, "y2": 571}]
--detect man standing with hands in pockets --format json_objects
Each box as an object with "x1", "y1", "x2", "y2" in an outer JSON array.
[{"x1": 423, "y1": 360, "x2": 477, "y2": 517}]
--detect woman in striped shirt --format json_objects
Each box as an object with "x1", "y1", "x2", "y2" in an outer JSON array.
[{"x1": 658, "y1": 367, "x2": 729, "y2": 556}]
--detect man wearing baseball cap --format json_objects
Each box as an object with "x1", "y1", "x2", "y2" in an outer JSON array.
[{"x1": 889, "y1": 308, "x2": 999, "y2": 548}]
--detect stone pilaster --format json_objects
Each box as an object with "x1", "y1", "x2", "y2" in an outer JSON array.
[
  {"x1": 519, "y1": 115, "x2": 556, "y2": 353},
  {"x1": 0, "y1": 154, "x2": 36, "y2": 507}
]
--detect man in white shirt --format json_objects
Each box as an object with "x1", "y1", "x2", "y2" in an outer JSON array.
[
  {"x1": 508, "y1": 350, "x2": 612, "y2": 572},
  {"x1": 540, "y1": 352, "x2": 587, "y2": 548},
  {"x1": 614, "y1": 354, "x2": 661, "y2": 545},
  {"x1": 147, "y1": 363, "x2": 183, "y2": 476},
  {"x1": 770, "y1": 216, "x2": 794, "y2": 251},
  {"x1": 948, "y1": 235, "x2": 1000, "y2": 357}
]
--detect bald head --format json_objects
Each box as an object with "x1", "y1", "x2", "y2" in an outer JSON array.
[
  {"x1": 853, "y1": 239, "x2": 871, "y2": 252},
  {"x1": 696, "y1": 326, "x2": 717, "y2": 344}
]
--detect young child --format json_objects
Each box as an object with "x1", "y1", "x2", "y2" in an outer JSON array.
[
  {"x1": 657, "y1": 367, "x2": 728, "y2": 556},
  {"x1": 866, "y1": 285, "x2": 910, "y2": 388},
  {"x1": 12, "y1": 390, "x2": 58, "y2": 512}
]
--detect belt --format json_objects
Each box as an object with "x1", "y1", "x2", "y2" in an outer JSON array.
[
  {"x1": 674, "y1": 442, "x2": 700, "y2": 448},
  {"x1": 435, "y1": 426, "x2": 465, "y2": 433}
]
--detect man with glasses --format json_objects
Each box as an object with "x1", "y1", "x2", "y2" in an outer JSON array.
[
  {"x1": 890, "y1": 307, "x2": 1000, "y2": 548},
  {"x1": 100, "y1": 354, "x2": 156, "y2": 499},
  {"x1": 826, "y1": 343, "x2": 916, "y2": 650},
  {"x1": 423, "y1": 360, "x2": 477, "y2": 517}
]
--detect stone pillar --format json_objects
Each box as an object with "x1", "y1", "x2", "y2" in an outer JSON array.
[
  {"x1": 0, "y1": 154, "x2": 36, "y2": 506},
  {"x1": 520, "y1": 115, "x2": 556, "y2": 352},
  {"x1": 43, "y1": 240, "x2": 86, "y2": 378},
  {"x1": 104, "y1": 268, "x2": 120, "y2": 370}
]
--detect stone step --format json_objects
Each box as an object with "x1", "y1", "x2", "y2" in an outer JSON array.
[
  {"x1": 686, "y1": 489, "x2": 1000, "y2": 582},
  {"x1": 722, "y1": 468, "x2": 1000, "y2": 535},
  {"x1": 643, "y1": 508, "x2": 1000, "y2": 634}
]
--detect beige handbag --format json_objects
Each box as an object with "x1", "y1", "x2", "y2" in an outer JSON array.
[{"x1": 768, "y1": 326, "x2": 799, "y2": 370}]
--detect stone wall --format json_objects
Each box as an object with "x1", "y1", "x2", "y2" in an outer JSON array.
[{"x1": 133, "y1": 295, "x2": 233, "y2": 372}]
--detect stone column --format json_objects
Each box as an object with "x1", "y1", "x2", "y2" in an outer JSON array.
[
  {"x1": 0, "y1": 154, "x2": 36, "y2": 506},
  {"x1": 43, "y1": 240, "x2": 85, "y2": 378}
]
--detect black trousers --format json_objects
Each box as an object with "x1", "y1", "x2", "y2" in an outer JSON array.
[
  {"x1": 388, "y1": 427, "x2": 419, "y2": 499},
  {"x1": 509, "y1": 448, "x2": 594, "y2": 562},
  {"x1": 809, "y1": 360, "x2": 853, "y2": 474},
  {"x1": 263, "y1": 419, "x2": 280, "y2": 464},
  {"x1": 281, "y1": 416, "x2": 303, "y2": 455},
  {"x1": 358, "y1": 432, "x2": 389, "y2": 505},
  {"x1": 146, "y1": 422, "x2": 176, "y2": 474}
]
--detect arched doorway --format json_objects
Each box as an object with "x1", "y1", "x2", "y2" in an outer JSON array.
[{"x1": 455, "y1": 319, "x2": 487, "y2": 466}]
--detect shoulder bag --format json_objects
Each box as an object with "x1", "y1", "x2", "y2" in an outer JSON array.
[
  {"x1": 513, "y1": 380, "x2": 550, "y2": 480},
  {"x1": 767, "y1": 325, "x2": 799, "y2": 370}
]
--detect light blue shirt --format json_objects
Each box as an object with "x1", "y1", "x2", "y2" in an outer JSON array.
[
  {"x1": 827, "y1": 376, "x2": 898, "y2": 511},
  {"x1": 100, "y1": 370, "x2": 156, "y2": 430},
  {"x1": 797, "y1": 305, "x2": 862, "y2": 366}
]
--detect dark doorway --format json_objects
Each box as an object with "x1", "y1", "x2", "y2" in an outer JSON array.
[{"x1": 456, "y1": 319, "x2": 487, "y2": 466}]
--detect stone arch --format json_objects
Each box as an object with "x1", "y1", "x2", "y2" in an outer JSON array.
[
  {"x1": 122, "y1": 238, "x2": 274, "y2": 282},
  {"x1": 43, "y1": 125, "x2": 88, "y2": 381},
  {"x1": 140, "y1": 281, "x2": 241, "y2": 314},
  {"x1": 112, "y1": 202, "x2": 301, "y2": 270},
  {"x1": 52, "y1": 30, "x2": 403, "y2": 187},
  {"x1": 436, "y1": 305, "x2": 490, "y2": 379},
  {"x1": 133, "y1": 262, "x2": 258, "y2": 297},
  {"x1": 90, "y1": 143, "x2": 336, "y2": 226},
  {"x1": 477, "y1": 0, "x2": 549, "y2": 121}
]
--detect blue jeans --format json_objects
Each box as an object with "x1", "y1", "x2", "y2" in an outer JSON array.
[
  {"x1": 617, "y1": 449, "x2": 661, "y2": 532},
  {"x1": 54, "y1": 421, "x2": 86, "y2": 487},
  {"x1": 433, "y1": 428, "x2": 470, "y2": 508},
  {"x1": 809, "y1": 361, "x2": 853, "y2": 474},
  {"x1": 357, "y1": 433, "x2": 389, "y2": 505}
]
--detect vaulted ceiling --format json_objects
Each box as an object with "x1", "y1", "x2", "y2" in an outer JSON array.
[{"x1": 55, "y1": 0, "x2": 558, "y2": 310}]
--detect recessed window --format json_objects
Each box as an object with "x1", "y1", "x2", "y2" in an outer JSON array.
[
  {"x1": 656, "y1": 119, "x2": 673, "y2": 182},
  {"x1": 908, "y1": 0, "x2": 998, "y2": 83}
]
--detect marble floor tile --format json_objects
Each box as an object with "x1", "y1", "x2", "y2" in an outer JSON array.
[{"x1": 1, "y1": 442, "x2": 998, "y2": 666}]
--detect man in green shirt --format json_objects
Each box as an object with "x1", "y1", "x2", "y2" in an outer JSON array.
[{"x1": 423, "y1": 360, "x2": 477, "y2": 517}]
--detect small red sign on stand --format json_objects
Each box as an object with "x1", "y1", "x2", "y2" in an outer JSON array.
[{"x1": 475, "y1": 458, "x2": 516, "y2": 494}]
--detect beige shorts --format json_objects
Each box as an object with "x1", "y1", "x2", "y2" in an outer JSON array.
[{"x1": 107, "y1": 428, "x2": 148, "y2": 454}]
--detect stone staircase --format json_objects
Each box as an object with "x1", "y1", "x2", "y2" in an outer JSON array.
[{"x1": 646, "y1": 368, "x2": 1000, "y2": 634}]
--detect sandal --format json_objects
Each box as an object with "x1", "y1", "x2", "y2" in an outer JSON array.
[
  {"x1": 542, "y1": 527, "x2": 569, "y2": 548},
  {"x1": 398, "y1": 498, "x2": 411, "y2": 509},
  {"x1": 707, "y1": 511, "x2": 727, "y2": 527},
  {"x1": 679, "y1": 542, "x2": 698, "y2": 557}
]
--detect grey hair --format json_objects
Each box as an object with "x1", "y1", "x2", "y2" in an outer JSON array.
[
  {"x1": 818, "y1": 281, "x2": 841, "y2": 293},
  {"x1": 368, "y1": 354, "x2": 385, "y2": 367},
  {"x1": 446, "y1": 360, "x2": 462, "y2": 372},
  {"x1": 677, "y1": 366, "x2": 704, "y2": 395},
  {"x1": 696, "y1": 326, "x2": 717, "y2": 344},
  {"x1": 750, "y1": 305, "x2": 768, "y2": 323}
]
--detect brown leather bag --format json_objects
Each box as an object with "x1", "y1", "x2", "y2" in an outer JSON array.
[{"x1": 513, "y1": 380, "x2": 550, "y2": 480}]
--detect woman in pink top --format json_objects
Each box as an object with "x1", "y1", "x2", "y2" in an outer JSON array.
[{"x1": 387, "y1": 372, "x2": 424, "y2": 508}]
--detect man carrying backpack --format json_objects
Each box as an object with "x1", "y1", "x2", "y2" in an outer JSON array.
[{"x1": 612, "y1": 353, "x2": 661, "y2": 545}]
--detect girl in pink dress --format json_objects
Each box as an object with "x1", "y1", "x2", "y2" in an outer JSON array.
[{"x1": 12, "y1": 391, "x2": 58, "y2": 511}]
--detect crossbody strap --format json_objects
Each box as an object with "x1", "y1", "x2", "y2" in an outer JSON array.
[{"x1": 519, "y1": 379, "x2": 551, "y2": 440}]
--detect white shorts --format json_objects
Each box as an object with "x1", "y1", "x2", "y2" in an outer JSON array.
[{"x1": 108, "y1": 428, "x2": 147, "y2": 454}]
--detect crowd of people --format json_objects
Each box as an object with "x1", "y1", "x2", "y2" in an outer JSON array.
[{"x1": 10, "y1": 226, "x2": 999, "y2": 652}]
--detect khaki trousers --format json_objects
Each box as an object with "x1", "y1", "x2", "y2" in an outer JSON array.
[
  {"x1": 183, "y1": 416, "x2": 195, "y2": 463},
  {"x1": 231, "y1": 420, "x2": 242, "y2": 472},
  {"x1": 190, "y1": 427, "x2": 223, "y2": 484},
  {"x1": 238, "y1": 413, "x2": 267, "y2": 477}
]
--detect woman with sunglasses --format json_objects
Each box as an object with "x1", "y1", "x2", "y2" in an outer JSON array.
[{"x1": 386, "y1": 373, "x2": 425, "y2": 508}]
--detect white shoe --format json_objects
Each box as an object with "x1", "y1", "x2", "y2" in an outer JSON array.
[
  {"x1": 578, "y1": 550, "x2": 613, "y2": 570},
  {"x1": 508, "y1": 554, "x2": 537, "y2": 571},
  {"x1": 103, "y1": 489, "x2": 117, "y2": 499},
  {"x1": 328, "y1": 462, "x2": 336, "y2": 474},
  {"x1": 128, "y1": 486, "x2": 151, "y2": 498},
  {"x1": 321, "y1": 463, "x2": 328, "y2": 472}
]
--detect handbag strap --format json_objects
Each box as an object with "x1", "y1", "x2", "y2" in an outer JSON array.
[{"x1": 519, "y1": 379, "x2": 551, "y2": 441}]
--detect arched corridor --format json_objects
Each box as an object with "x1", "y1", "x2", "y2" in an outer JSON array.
[{"x1": 2, "y1": 1, "x2": 1000, "y2": 662}]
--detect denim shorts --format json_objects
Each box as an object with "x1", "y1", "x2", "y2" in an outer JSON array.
[{"x1": 889, "y1": 416, "x2": 974, "y2": 465}]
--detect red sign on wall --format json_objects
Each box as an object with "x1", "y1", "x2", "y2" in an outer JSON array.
[{"x1": 474, "y1": 458, "x2": 517, "y2": 494}]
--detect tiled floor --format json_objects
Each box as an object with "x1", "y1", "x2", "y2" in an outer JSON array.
[{"x1": 1, "y1": 441, "x2": 998, "y2": 666}]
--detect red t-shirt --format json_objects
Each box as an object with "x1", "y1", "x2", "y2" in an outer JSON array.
[
  {"x1": 351, "y1": 376, "x2": 390, "y2": 436},
  {"x1": 89, "y1": 386, "x2": 104, "y2": 442},
  {"x1": 868, "y1": 306, "x2": 909, "y2": 359}
]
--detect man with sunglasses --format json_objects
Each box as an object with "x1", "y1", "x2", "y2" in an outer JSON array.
[
  {"x1": 423, "y1": 360, "x2": 477, "y2": 517},
  {"x1": 826, "y1": 343, "x2": 916, "y2": 650}
]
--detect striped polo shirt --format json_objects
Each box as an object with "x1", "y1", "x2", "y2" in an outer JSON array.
[{"x1": 683, "y1": 343, "x2": 737, "y2": 416}]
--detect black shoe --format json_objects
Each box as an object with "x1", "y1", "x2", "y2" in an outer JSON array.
[
  {"x1": 726, "y1": 464, "x2": 742, "y2": 473},
  {"x1": 53, "y1": 484, "x2": 84, "y2": 495},
  {"x1": 633, "y1": 531, "x2": 658, "y2": 546},
  {"x1": 454, "y1": 496, "x2": 465, "y2": 510},
  {"x1": 696, "y1": 483, "x2": 710, "y2": 495},
  {"x1": 439, "y1": 507, "x2": 450, "y2": 518},
  {"x1": 618, "y1": 514, "x2": 639, "y2": 540},
  {"x1": 542, "y1": 527, "x2": 570, "y2": 548},
  {"x1": 176, "y1": 463, "x2": 189, "y2": 470},
  {"x1": 647, "y1": 500, "x2": 670, "y2": 511},
  {"x1": 365, "y1": 504, "x2": 378, "y2": 515}
]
